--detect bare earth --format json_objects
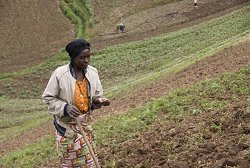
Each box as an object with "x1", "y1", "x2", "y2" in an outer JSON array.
[
  {"x1": 0, "y1": 0, "x2": 74, "y2": 73},
  {"x1": 109, "y1": 95, "x2": 250, "y2": 167}
]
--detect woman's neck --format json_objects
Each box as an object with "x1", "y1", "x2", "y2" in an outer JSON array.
[
  {"x1": 73, "y1": 65, "x2": 84, "y2": 81},
  {"x1": 73, "y1": 65, "x2": 82, "y2": 73}
]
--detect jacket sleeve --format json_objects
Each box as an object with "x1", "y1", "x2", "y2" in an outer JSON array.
[{"x1": 42, "y1": 70, "x2": 67, "y2": 117}]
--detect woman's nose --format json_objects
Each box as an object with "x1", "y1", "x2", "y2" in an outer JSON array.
[{"x1": 83, "y1": 57, "x2": 89, "y2": 62}]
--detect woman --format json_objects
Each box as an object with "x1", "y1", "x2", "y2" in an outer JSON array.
[{"x1": 42, "y1": 39, "x2": 110, "y2": 168}]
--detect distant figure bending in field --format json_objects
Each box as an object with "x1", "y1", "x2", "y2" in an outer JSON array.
[
  {"x1": 194, "y1": 0, "x2": 198, "y2": 7},
  {"x1": 42, "y1": 39, "x2": 110, "y2": 167},
  {"x1": 116, "y1": 23, "x2": 126, "y2": 33}
]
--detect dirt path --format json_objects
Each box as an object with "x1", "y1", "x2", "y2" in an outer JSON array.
[
  {"x1": 1, "y1": 37, "x2": 249, "y2": 157},
  {"x1": 90, "y1": 0, "x2": 249, "y2": 50}
]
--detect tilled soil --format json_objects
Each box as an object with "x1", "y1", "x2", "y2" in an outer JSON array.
[
  {"x1": 108, "y1": 97, "x2": 250, "y2": 168},
  {"x1": 0, "y1": 0, "x2": 74, "y2": 73}
]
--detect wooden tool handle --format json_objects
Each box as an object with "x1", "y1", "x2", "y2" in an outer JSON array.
[{"x1": 75, "y1": 118, "x2": 101, "y2": 168}]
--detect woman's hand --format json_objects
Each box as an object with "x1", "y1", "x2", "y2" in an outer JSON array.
[
  {"x1": 96, "y1": 97, "x2": 110, "y2": 106},
  {"x1": 66, "y1": 104, "x2": 81, "y2": 118}
]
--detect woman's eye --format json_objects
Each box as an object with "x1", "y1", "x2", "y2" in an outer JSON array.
[{"x1": 78, "y1": 55, "x2": 90, "y2": 59}]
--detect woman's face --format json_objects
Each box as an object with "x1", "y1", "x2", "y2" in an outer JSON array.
[{"x1": 73, "y1": 49, "x2": 90, "y2": 69}]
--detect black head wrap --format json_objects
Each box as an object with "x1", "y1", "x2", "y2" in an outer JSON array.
[{"x1": 65, "y1": 39, "x2": 91, "y2": 60}]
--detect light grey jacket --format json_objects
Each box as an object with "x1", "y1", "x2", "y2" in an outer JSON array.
[{"x1": 42, "y1": 63, "x2": 103, "y2": 137}]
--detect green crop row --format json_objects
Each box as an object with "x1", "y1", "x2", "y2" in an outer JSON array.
[{"x1": 0, "y1": 114, "x2": 50, "y2": 141}]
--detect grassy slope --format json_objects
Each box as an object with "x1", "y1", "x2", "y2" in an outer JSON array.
[
  {"x1": 95, "y1": 6, "x2": 249, "y2": 97},
  {"x1": 98, "y1": 64, "x2": 250, "y2": 167},
  {"x1": 96, "y1": 65, "x2": 250, "y2": 166}
]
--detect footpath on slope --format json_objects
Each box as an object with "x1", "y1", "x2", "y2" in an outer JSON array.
[{"x1": 1, "y1": 37, "x2": 249, "y2": 157}]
